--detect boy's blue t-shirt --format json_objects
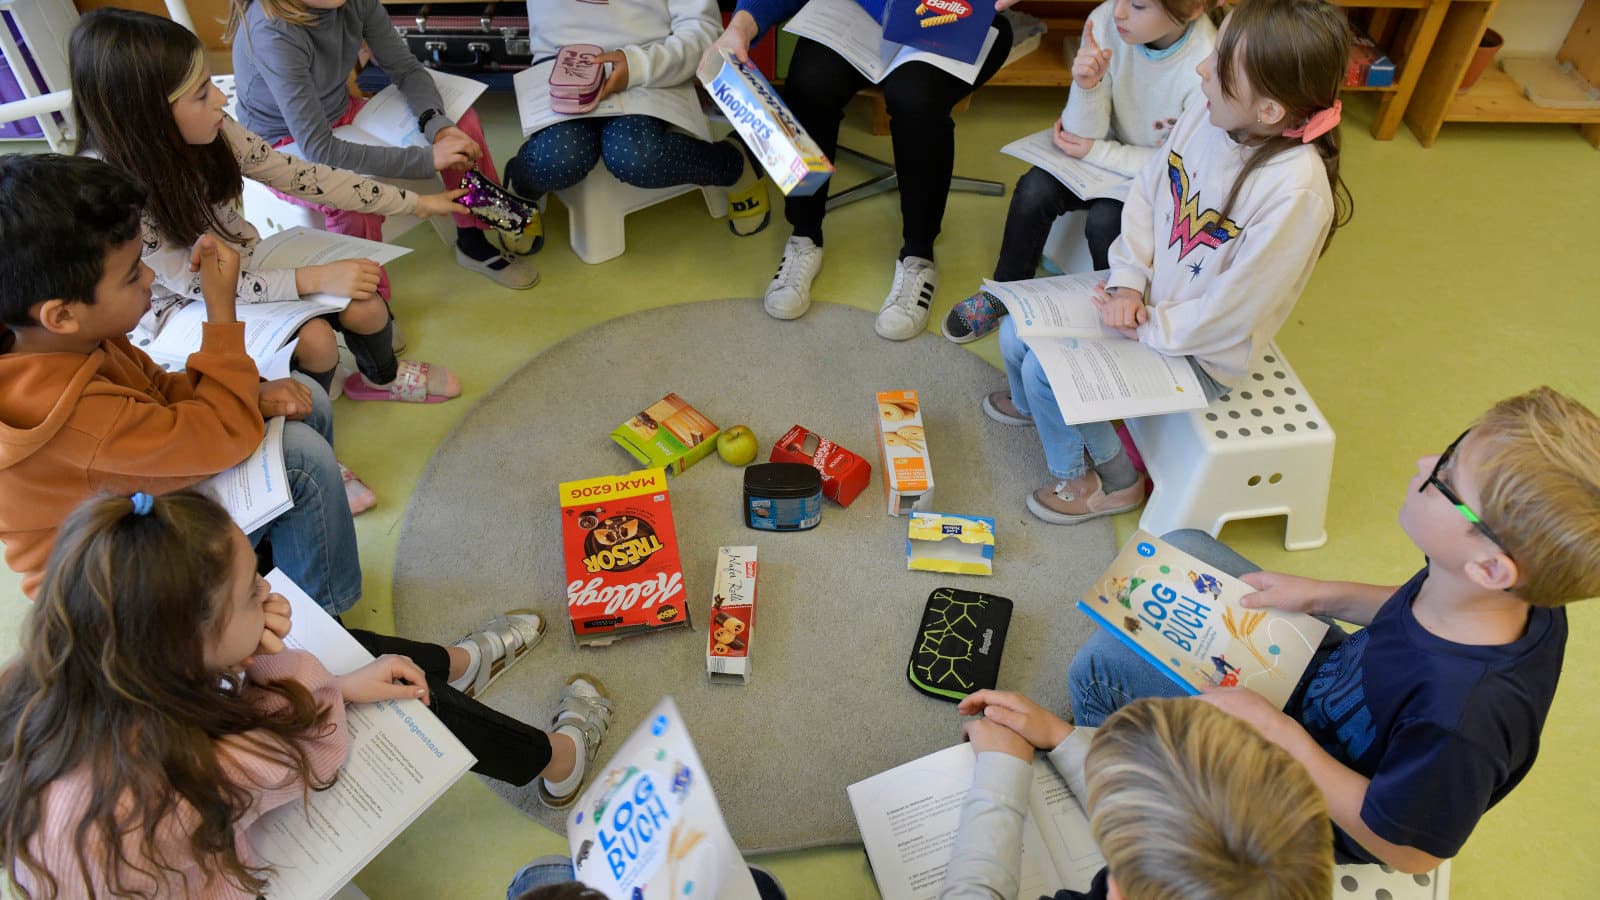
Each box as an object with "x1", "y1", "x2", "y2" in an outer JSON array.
[{"x1": 1286, "y1": 567, "x2": 1566, "y2": 863}]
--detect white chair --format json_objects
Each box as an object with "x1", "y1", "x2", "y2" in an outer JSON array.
[
  {"x1": 1125, "y1": 344, "x2": 1335, "y2": 551},
  {"x1": 1041, "y1": 210, "x2": 1098, "y2": 277},
  {"x1": 555, "y1": 165, "x2": 728, "y2": 265}
]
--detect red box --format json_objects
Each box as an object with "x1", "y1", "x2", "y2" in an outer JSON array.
[
  {"x1": 1345, "y1": 33, "x2": 1379, "y2": 87},
  {"x1": 559, "y1": 469, "x2": 690, "y2": 646},
  {"x1": 769, "y1": 424, "x2": 872, "y2": 507}
]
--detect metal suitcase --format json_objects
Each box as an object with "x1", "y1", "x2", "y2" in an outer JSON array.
[{"x1": 385, "y1": 4, "x2": 533, "y2": 73}]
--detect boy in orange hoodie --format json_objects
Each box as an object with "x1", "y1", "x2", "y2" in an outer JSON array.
[{"x1": 0, "y1": 154, "x2": 357, "y2": 614}]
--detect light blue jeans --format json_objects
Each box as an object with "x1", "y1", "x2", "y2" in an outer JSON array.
[
  {"x1": 246, "y1": 373, "x2": 361, "y2": 616},
  {"x1": 998, "y1": 316, "x2": 1228, "y2": 480}
]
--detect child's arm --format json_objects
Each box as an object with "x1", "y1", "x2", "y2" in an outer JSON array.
[
  {"x1": 139, "y1": 213, "x2": 300, "y2": 307},
  {"x1": 241, "y1": 16, "x2": 437, "y2": 181},
  {"x1": 228, "y1": 650, "x2": 352, "y2": 817},
  {"x1": 1133, "y1": 186, "x2": 1332, "y2": 360},
  {"x1": 612, "y1": 0, "x2": 724, "y2": 91},
  {"x1": 1200, "y1": 689, "x2": 1450, "y2": 875},
  {"x1": 1241, "y1": 571, "x2": 1397, "y2": 627},
  {"x1": 226, "y1": 119, "x2": 445, "y2": 221},
  {"x1": 938, "y1": 720, "x2": 1037, "y2": 900},
  {"x1": 1104, "y1": 144, "x2": 1168, "y2": 294}
]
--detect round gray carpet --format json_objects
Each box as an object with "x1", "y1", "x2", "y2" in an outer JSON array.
[{"x1": 393, "y1": 300, "x2": 1115, "y2": 852}]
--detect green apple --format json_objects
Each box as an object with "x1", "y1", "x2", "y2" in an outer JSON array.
[{"x1": 717, "y1": 425, "x2": 759, "y2": 466}]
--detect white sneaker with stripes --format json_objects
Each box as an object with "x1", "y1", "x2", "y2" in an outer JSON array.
[{"x1": 875, "y1": 255, "x2": 938, "y2": 341}]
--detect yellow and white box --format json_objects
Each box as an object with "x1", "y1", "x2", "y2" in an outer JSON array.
[
  {"x1": 707, "y1": 545, "x2": 758, "y2": 685},
  {"x1": 875, "y1": 390, "x2": 935, "y2": 515},
  {"x1": 908, "y1": 512, "x2": 995, "y2": 576},
  {"x1": 698, "y1": 49, "x2": 833, "y2": 197}
]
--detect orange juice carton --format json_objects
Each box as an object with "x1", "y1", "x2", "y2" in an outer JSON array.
[
  {"x1": 875, "y1": 390, "x2": 934, "y2": 515},
  {"x1": 611, "y1": 393, "x2": 720, "y2": 475},
  {"x1": 706, "y1": 546, "x2": 758, "y2": 685},
  {"x1": 697, "y1": 49, "x2": 833, "y2": 196},
  {"x1": 768, "y1": 424, "x2": 872, "y2": 507},
  {"x1": 559, "y1": 469, "x2": 689, "y2": 646}
]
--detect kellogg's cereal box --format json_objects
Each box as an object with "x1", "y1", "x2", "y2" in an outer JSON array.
[
  {"x1": 875, "y1": 390, "x2": 935, "y2": 515},
  {"x1": 611, "y1": 393, "x2": 720, "y2": 476},
  {"x1": 698, "y1": 49, "x2": 833, "y2": 197},
  {"x1": 560, "y1": 469, "x2": 689, "y2": 646},
  {"x1": 707, "y1": 546, "x2": 757, "y2": 685}
]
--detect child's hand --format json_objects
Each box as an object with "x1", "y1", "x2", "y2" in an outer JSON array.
[
  {"x1": 301, "y1": 259, "x2": 382, "y2": 302},
  {"x1": 431, "y1": 130, "x2": 478, "y2": 173},
  {"x1": 1072, "y1": 25, "x2": 1113, "y2": 90},
  {"x1": 415, "y1": 189, "x2": 471, "y2": 219},
  {"x1": 1239, "y1": 571, "x2": 1324, "y2": 615},
  {"x1": 962, "y1": 716, "x2": 1035, "y2": 762},
  {"x1": 959, "y1": 690, "x2": 1073, "y2": 750},
  {"x1": 241, "y1": 589, "x2": 293, "y2": 669},
  {"x1": 1196, "y1": 687, "x2": 1300, "y2": 750},
  {"x1": 704, "y1": 11, "x2": 758, "y2": 67},
  {"x1": 1091, "y1": 281, "x2": 1147, "y2": 330},
  {"x1": 595, "y1": 51, "x2": 630, "y2": 102},
  {"x1": 190, "y1": 235, "x2": 241, "y2": 324},
  {"x1": 338, "y1": 654, "x2": 430, "y2": 705},
  {"x1": 1052, "y1": 119, "x2": 1095, "y2": 159},
  {"x1": 258, "y1": 378, "x2": 313, "y2": 420}
]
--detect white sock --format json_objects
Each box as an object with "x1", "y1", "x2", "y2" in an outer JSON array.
[
  {"x1": 543, "y1": 725, "x2": 587, "y2": 796},
  {"x1": 446, "y1": 640, "x2": 482, "y2": 692}
]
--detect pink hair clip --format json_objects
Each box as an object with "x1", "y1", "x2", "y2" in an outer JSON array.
[{"x1": 1283, "y1": 100, "x2": 1342, "y2": 143}]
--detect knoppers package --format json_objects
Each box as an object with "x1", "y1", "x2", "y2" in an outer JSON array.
[{"x1": 698, "y1": 49, "x2": 833, "y2": 196}]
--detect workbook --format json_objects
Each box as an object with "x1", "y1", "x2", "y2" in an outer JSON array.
[
  {"x1": 249, "y1": 571, "x2": 475, "y2": 900},
  {"x1": 784, "y1": 0, "x2": 999, "y2": 85},
  {"x1": 981, "y1": 272, "x2": 1209, "y2": 423},
  {"x1": 848, "y1": 743, "x2": 1106, "y2": 900},
  {"x1": 200, "y1": 416, "x2": 291, "y2": 534},
  {"x1": 281, "y1": 69, "x2": 486, "y2": 152},
  {"x1": 1000, "y1": 129, "x2": 1133, "y2": 202},
  {"x1": 1079, "y1": 531, "x2": 1330, "y2": 709}
]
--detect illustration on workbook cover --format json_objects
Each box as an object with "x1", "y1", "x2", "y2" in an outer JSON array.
[{"x1": 1078, "y1": 532, "x2": 1329, "y2": 709}]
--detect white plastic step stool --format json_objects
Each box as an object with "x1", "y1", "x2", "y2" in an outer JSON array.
[
  {"x1": 555, "y1": 165, "x2": 727, "y2": 265},
  {"x1": 1125, "y1": 344, "x2": 1335, "y2": 551}
]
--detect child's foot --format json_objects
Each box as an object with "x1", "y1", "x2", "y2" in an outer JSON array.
[
  {"x1": 448, "y1": 609, "x2": 546, "y2": 699},
  {"x1": 943, "y1": 290, "x2": 1008, "y2": 344},
  {"x1": 726, "y1": 142, "x2": 771, "y2": 237},
  {"x1": 764, "y1": 236, "x2": 823, "y2": 320},
  {"x1": 1026, "y1": 472, "x2": 1146, "y2": 524},
  {"x1": 339, "y1": 463, "x2": 377, "y2": 516},
  {"x1": 538, "y1": 674, "x2": 615, "y2": 809},
  {"x1": 342, "y1": 360, "x2": 461, "y2": 404},
  {"x1": 875, "y1": 256, "x2": 937, "y2": 341},
  {"x1": 455, "y1": 228, "x2": 539, "y2": 290},
  {"x1": 982, "y1": 390, "x2": 1034, "y2": 426}
]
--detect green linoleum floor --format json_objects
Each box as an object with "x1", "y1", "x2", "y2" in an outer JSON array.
[{"x1": 2, "y1": 88, "x2": 1596, "y2": 898}]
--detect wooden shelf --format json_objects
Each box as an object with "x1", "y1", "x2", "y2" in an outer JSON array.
[
  {"x1": 1445, "y1": 64, "x2": 1600, "y2": 124},
  {"x1": 988, "y1": 29, "x2": 1072, "y2": 88}
]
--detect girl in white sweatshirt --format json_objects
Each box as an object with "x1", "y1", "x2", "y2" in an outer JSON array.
[
  {"x1": 986, "y1": 0, "x2": 1353, "y2": 526},
  {"x1": 945, "y1": 0, "x2": 1217, "y2": 344}
]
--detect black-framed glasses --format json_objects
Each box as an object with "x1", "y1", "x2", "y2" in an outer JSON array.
[{"x1": 1421, "y1": 430, "x2": 1508, "y2": 553}]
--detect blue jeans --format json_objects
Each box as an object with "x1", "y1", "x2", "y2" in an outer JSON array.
[
  {"x1": 506, "y1": 856, "x2": 787, "y2": 900},
  {"x1": 247, "y1": 373, "x2": 361, "y2": 616},
  {"x1": 998, "y1": 316, "x2": 1229, "y2": 480},
  {"x1": 505, "y1": 115, "x2": 742, "y2": 197}
]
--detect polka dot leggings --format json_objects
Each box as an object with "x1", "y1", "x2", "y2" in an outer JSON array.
[{"x1": 505, "y1": 115, "x2": 744, "y2": 197}]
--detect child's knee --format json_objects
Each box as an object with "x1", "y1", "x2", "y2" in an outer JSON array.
[
  {"x1": 601, "y1": 124, "x2": 666, "y2": 185},
  {"x1": 340, "y1": 297, "x2": 391, "y2": 334},
  {"x1": 294, "y1": 319, "x2": 339, "y2": 371},
  {"x1": 281, "y1": 422, "x2": 341, "y2": 501},
  {"x1": 1014, "y1": 167, "x2": 1063, "y2": 213}
]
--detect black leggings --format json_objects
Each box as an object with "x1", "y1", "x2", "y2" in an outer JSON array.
[
  {"x1": 348, "y1": 629, "x2": 553, "y2": 786},
  {"x1": 779, "y1": 17, "x2": 1013, "y2": 260},
  {"x1": 993, "y1": 166, "x2": 1125, "y2": 279}
]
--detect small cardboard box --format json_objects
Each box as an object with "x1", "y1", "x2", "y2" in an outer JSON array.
[
  {"x1": 769, "y1": 424, "x2": 872, "y2": 507},
  {"x1": 559, "y1": 469, "x2": 690, "y2": 646},
  {"x1": 707, "y1": 546, "x2": 758, "y2": 684},
  {"x1": 875, "y1": 390, "x2": 934, "y2": 515},
  {"x1": 698, "y1": 49, "x2": 833, "y2": 197},
  {"x1": 907, "y1": 512, "x2": 995, "y2": 576},
  {"x1": 611, "y1": 393, "x2": 720, "y2": 476}
]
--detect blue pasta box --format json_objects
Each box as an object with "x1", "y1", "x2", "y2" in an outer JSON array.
[
  {"x1": 881, "y1": 0, "x2": 996, "y2": 65},
  {"x1": 1366, "y1": 55, "x2": 1396, "y2": 88}
]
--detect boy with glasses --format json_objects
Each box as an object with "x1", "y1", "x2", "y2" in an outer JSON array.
[{"x1": 1064, "y1": 387, "x2": 1600, "y2": 875}]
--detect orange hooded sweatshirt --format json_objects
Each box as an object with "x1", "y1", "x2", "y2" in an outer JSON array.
[{"x1": 0, "y1": 321, "x2": 263, "y2": 597}]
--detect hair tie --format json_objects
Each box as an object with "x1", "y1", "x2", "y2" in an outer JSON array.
[
  {"x1": 130, "y1": 492, "x2": 154, "y2": 516},
  {"x1": 1283, "y1": 100, "x2": 1341, "y2": 143}
]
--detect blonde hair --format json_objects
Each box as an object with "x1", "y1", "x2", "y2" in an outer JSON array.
[
  {"x1": 224, "y1": 0, "x2": 315, "y2": 42},
  {"x1": 1470, "y1": 387, "x2": 1600, "y2": 606},
  {"x1": 1084, "y1": 698, "x2": 1332, "y2": 900}
]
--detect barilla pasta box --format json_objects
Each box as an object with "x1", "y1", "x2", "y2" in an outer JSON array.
[
  {"x1": 559, "y1": 469, "x2": 689, "y2": 647},
  {"x1": 707, "y1": 546, "x2": 758, "y2": 685},
  {"x1": 907, "y1": 512, "x2": 995, "y2": 575},
  {"x1": 698, "y1": 49, "x2": 832, "y2": 197},
  {"x1": 611, "y1": 393, "x2": 720, "y2": 476},
  {"x1": 881, "y1": 0, "x2": 996, "y2": 65},
  {"x1": 876, "y1": 390, "x2": 934, "y2": 515},
  {"x1": 769, "y1": 424, "x2": 872, "y2": 507}
]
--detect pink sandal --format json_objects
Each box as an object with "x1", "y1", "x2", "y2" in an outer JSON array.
[{"x1": 342, "y1": 360, "x2": 459, "y2": 404}]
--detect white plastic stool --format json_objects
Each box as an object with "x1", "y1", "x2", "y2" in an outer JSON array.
[
  {"x1": 1041, "y1": 209, "x2": 1098, "y2": 276},
  {"x1": 1125, "y1": 344, "x2": 1335, "y2": 551},
  {"x1": 554, "y1": 165, "x2": 728, "y2": 264}
]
